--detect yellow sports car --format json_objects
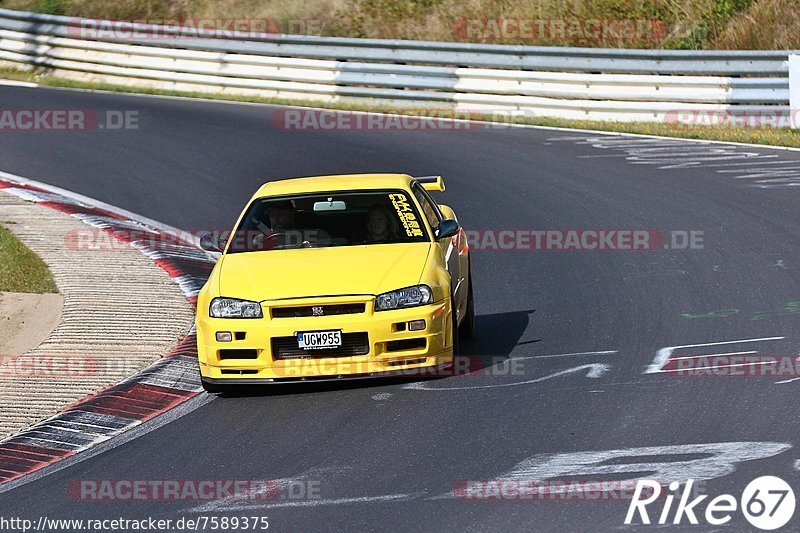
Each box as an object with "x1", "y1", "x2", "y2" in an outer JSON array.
[{"x1": 196, "y1": 173, "x2": 474, "y2": 392}]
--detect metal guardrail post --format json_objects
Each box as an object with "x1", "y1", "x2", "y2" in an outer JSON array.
[{"x1": 790, "y1": 55, "x2": 800, "y2": 129}]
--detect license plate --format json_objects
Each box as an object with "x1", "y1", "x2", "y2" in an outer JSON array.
[{"x1": 297, "y1": 330, "x2": 342, "y2": 350}]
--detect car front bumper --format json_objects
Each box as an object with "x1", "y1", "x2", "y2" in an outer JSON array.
[{"x1": 196, "y1": 296, "x2": 454, "y2": 382}]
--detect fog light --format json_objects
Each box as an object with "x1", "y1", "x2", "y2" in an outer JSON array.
[
  {"x1": 216, "y1": 331, "x2": 233, "y2": 342},
  {"x1": 408, "y1": 320, "x2": 426, "y2": 331}
]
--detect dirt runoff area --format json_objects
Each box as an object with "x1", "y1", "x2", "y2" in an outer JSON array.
[{"x1": 0, "y1": 291, "x2": 62, "y2": 356}]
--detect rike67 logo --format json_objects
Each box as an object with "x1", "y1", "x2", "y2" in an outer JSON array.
[{"x1": 626, "y1": 476, "x2": 795, "y2": 530}]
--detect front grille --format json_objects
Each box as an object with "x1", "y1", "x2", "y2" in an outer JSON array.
[
  {"x1": 272, "y1": 332, "x2": 370, "y2": 359},
  {"x1": 271, "y1": 303, "x2": 366, "y2": 318},
  {"x1": 387, "y1": 357, "x2": 427, "y2": 367},
  {"x1": 219, "y1": 349, "x2": 258, "y2": 360},
  {"x1": 386, "y1": 338, "x2": 426, "y2": 352}
]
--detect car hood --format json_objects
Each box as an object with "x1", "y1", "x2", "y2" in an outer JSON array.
[{"x1": 217, "y1": 243, "x2": 432, "y2": 301}]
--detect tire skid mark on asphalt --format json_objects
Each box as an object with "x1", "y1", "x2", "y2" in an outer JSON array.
[
  {"x1": 403, "y1": 363, "x2": 611, "y2": 391},
  {"x1": 190, "y1": 441, "x2": 795, "y2": 509},
  {"x1": 194, "y1": 492, "x2": 424, "y2": 512},
  {"x1": 644, "y1": 336, "x2": 785, "y2": 374},
  {"x1": 548, "y1": 135, "x2": 800, "y2": 188},
  {"x1": 441, "y1": 442, "x2": 793, "y2": 502},
  {"x1": 402, "y1": 349, "x2": 619, "y2": 391},
  {"x1": 185, "y1": 467, "x2": 390, "y2": 513},
  {"x1": 406, "y1": 334, "x2": 795, "y2": 392},
  {"x1": 0, "y1": 173, "x2": 217, "y2": 487}
]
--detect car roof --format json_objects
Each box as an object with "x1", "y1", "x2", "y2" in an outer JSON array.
[{"x1": 252, "y1": 173, "x2": 414, "y2": 199}]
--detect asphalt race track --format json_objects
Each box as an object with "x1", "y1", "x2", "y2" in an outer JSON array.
[{"x1": 3, "y1": 85, "x2": 800, "y2": 531}]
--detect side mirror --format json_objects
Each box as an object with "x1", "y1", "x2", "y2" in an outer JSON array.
[
  {"x1": 436, "y1": 219, "x2": 459, "y2": 240},
  {"x1": 199, "y1": 233, "x2": 225, "y2": 253}
]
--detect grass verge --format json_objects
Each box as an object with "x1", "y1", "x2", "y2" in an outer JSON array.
[
  {"x1": 0, "y1": 222, "x2": 58, "y2": 293},
  {"x1": 3, "y1": 0, "x2": 788, "y2": 49},
  {"x1": 3, "y1": 66, "x2": 800, "y2": 149}
]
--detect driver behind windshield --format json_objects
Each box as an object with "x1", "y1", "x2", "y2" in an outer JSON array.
[
  {"x1": 268, "y1": 207, "x2": 295, "y2": 231},
  {"x1": 244, "y1": 202, "x2": 300, "y2": 250},
  {"x1": 267, "y1": 203, "x2": 330, "y2": 247}
]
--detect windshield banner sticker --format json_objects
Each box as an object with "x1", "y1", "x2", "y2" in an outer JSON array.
[{"x1": 389, "y1": 193, "x2": 423, "y2": 237}]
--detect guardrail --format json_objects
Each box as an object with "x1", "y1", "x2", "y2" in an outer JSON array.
[{"x1": 0, "y1": 8, "x2": 796, "y2": 124}]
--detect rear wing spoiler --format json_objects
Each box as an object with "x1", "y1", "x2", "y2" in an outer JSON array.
[{"x1": 414, "y1": 175, "x2": 446, "y2": 192}]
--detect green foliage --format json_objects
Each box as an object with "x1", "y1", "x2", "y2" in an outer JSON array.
[
  {"x1": 0, "y1": 224, "x2": 58, "y2": 294},
  {"x1": 671, "y1": 22, "x2": 713, "y2": 50},
  {"x1": 712, "y1": 0, "x2": 752, "y2": 21},
  {"x1": 0, "y1": 0, "x2": 777, "y2": 48},
  {"x1": 35, "y1": 0, "x2": 66, "y2": 15}
]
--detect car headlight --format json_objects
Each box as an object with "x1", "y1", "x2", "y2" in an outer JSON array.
[
  {"x1": 375, "y1": 285, "x2": 433, "y2": 311},
  {"x1": 209, "y1": 297, "x2": 263, "y2": 318}
]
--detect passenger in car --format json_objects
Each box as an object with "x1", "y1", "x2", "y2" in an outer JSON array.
[{"x1": 366, "y1": 205, "x2": 399, "y2": 242}]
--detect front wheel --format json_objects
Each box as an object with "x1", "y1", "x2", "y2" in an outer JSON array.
[
  {"x1": 459, "y1": 269, "x2": 475, "y2": 339},
  {"x1": 450, "y1": 291, "x2": 460, "y2": 358}
]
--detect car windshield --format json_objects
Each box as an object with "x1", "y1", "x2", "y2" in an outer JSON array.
[{"x1": 226, "y1": 189, "x2": 430, "y2": 253}]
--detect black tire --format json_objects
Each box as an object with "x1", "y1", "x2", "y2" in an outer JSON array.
[
  {"x1": 451, "y1": 290, "x2": 460, "y2": 358},
  {"x1": 459, "y1": 266, "x2": 475, "y2": 339}
]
